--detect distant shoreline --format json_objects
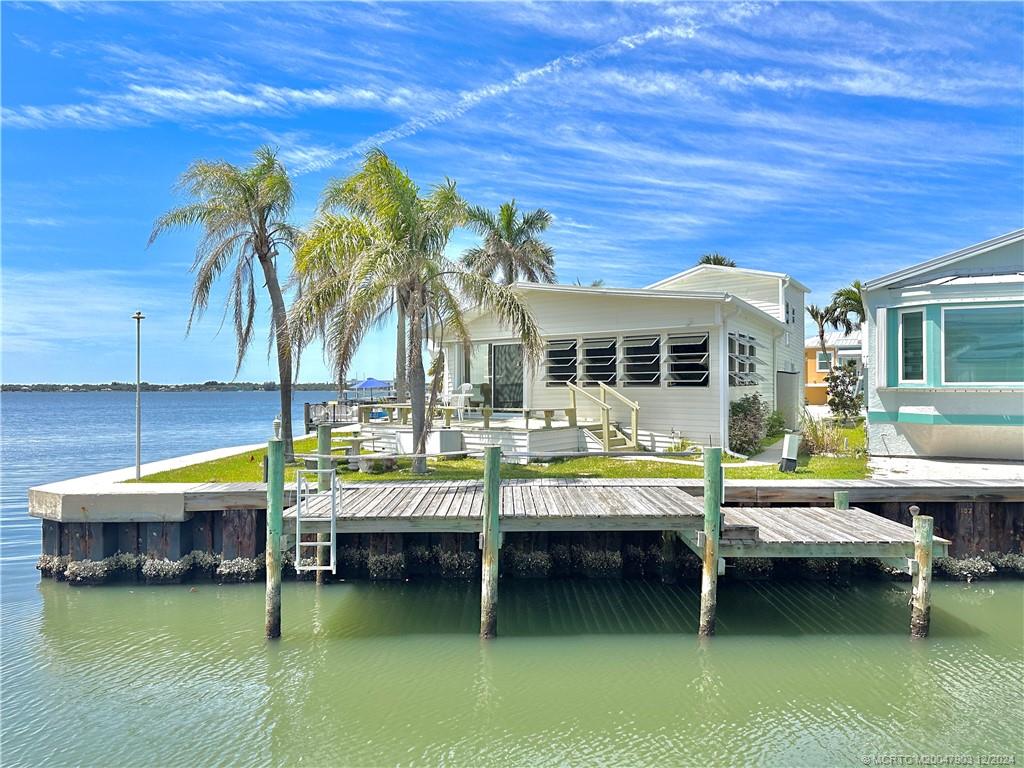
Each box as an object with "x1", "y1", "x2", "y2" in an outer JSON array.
[{"x1": 1, "y1": 382, "x2": 341, "y2": 393}]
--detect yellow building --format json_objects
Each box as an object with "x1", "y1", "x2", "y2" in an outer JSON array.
[{"x1": 804, "y1": 329, "x2": 863, "y2": 405}]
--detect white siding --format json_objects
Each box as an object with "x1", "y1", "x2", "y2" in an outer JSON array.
[
  {"x1": 726, "y1": 313, "x2": 777, "y2": 409},
  {"x1": 525, "y1": 325, "x2": 725, "y2": 447},
  {"x1": 653, "y1": 270, "x2": 782, "y2": 318}
]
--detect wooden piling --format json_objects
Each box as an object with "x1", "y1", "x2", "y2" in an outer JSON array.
[
  {"x1": 480, "y1": 445, "x2": 501, "y2": 639},
  {"x1": 265, "y1": 436, "x2": 284, "y2": 639},
  {"x1": 834, "y1": 490, "x2": 849, "y2": 510},
  {"x1": 910, "y1": 508, "x2": 934, "y2": 639},
  {"x1": 316, "y1": 424, "x2": 332, "y2": 583},
  {"x1": 698, "y1": 447, "x2": 722, "y2": 637}
]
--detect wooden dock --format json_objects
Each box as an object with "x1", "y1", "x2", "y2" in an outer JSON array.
[{"x1": 282, "y1": 478, "x2": 948, "y2": 559}]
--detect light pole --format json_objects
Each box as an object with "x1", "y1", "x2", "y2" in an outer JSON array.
[{"x1": 133, "y1": 311, "x2": 145, "y2": 480}]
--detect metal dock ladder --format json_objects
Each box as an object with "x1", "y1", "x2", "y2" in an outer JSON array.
[{"x1": 294, "y1": 467, "x2": 338, "y2": 573}]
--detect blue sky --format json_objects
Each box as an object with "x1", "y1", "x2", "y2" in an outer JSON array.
[{"x1": 3, "y1": 1, "x2": 1022, "y2": 384}]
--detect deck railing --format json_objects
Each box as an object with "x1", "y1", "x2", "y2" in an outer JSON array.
[
  {"x1": 598, "y1": 383, "x2": 640, "y2": 449},
  {"x1": 565, "y1": 382, "x2": 612, "y2": 452}
]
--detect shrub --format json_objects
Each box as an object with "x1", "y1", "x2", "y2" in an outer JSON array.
[
  {"x1": 798, "y1": 409, "x2": 846, "y2": 455},
  {"x1": 142, "y1": 557, "x2": 191, "y2": 583},
  {"x1": 504, "y1": 549, "x2": 552, "y2": 578},
  {"x1": 765, "y1": 410, "x2": 786, "y2": 439},
  {"x1": 728, "y1": 393, "x2": 769, "y2": 456},
  {"x1": 216, "y1": 557, "x2": 261, "y2": 583},
  {"x1": 64, "y1": 559, "x2": 111, "y2": 585},
  {"x1": 434, "y1": 547, "x2": 477, "y2": 579},
  {"x1": 935, "y1": 556, "x2": 996, "y2": 582},
  {"x1": 824, "y1": 362, "x2": 863, "y2": 424},
  {"x1": 983, "y1": 552, "x2": 1024, "y2": 577},
  {"x1": 368, "y1": 552, "x2": 406, "y2": 580},
  {"x1": 580, "y1": 549, "x2": 622, "y2": 578}
]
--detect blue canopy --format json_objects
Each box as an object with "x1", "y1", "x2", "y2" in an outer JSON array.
[{"x1": 351, "y1": 377, "x2": 391, "y2": 390}]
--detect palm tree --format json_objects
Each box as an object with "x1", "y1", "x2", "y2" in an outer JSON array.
[
  {"x1": 291, "y1": 149, "x2": 542, "y2": 473},
  {"x1": 150, "y1": 146, "x2": 299, "y2": 460},
  {"x1": 806, "y1": 303, "x2": 853, "y2": 363},
  {"x1": 463, "y1": 199, "x2": 556, "y2": 285},
  {"x1": 697, "y1": 252, "x2": 736, "y2": 267},
  {"x1": 832, "y1": 280, "x2": 866, "y2": 328}
]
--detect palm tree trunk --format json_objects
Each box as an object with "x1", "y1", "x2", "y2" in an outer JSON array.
[
  {"x1": 259, "y1": 255, "x2": 295, "y2": 462},
  {"x1": 818, "y1": 323, "x2": 830, "y2": 371},
  {"x1": 395, "y1": 293, "x2": 407, "y2": 402},
  {"x1": 407, "y1": 291, "x2": 427, "y2": 474}
]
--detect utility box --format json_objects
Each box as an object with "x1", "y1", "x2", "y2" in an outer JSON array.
[
  {"x1": 778, "y1": 433, "x2": 800, "y2": 472},
  {"x1": 397, "y1": 428, "x2": 465, "y2": 457}
]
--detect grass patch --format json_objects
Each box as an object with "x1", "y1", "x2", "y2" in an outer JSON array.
[
  {"x1": 132, "y1": 435, "x2": 320, "y2": 484},
  {"x1": 134, "y1": 424, "x2": 869, "y2": 484}
]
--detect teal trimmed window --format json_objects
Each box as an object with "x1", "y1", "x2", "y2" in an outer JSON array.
[
  {"x1": 943, "y1": 305, "x2": 1024, "y2": 384},
  {"x1": 899, "y1": 310, "x2": 925, "y2": 382}
]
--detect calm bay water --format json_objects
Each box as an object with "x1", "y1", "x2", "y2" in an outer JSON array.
[{"x1": 1, "y1": 392, "x2": 1022, "y2": 767}]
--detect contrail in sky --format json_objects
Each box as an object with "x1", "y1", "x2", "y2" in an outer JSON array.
[{"x1": 297, "y1": 21, "x2": 700, "y2": 173}]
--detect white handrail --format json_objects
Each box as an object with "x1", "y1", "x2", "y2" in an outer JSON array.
[{"x1": 598, "y1": 383, "x2": 640, "y2": 449}]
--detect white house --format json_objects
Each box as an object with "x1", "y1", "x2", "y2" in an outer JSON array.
[
  {"x1": 437, "y1": 264, "x2": 808, "y2": 453},
  {"x1": 862, "y1": 229, "x2": 1024, "y2": 461}
]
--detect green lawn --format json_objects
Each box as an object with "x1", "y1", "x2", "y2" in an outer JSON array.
[{"x1": 133, "y1": 426, "x2": 868, "y2": 484}]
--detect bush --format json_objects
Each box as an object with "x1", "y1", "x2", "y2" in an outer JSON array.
[
  {"x1": 504, "y1": 549, "x2": 552, "y2": 578},
  {"x1": 765, "y1": 410, "x2": 786, "y2": 439},
  {"x1": 368, "y1": 552, "x2": 406, "y2": 580},
  {"x1": 142, "y1": 557, "x2": 191, "y2": 583},
  {"x1": 729, "y1": 394, "x2": 769, "y2": 456},
  {"x1": 216, "y1": 557, "x2": 261, "y2": 583},
  {"x1": 825, "y1": 362, "x2": 863, "y2": 424},
  {"x1": 983, "y1": 552, "x2": 1024, "y2": 577},
  {"x1": 798, "y1": 409, "x2": 846, "y2": 455},
  {"x1": 64, "y1": 559, "x2": 111, "y2": 585},
  {"x1": 935, "y1": 556, "x2": 996, "y2": 582},
  {"x1": 434, "y1": 547, "x2": 477, "y2": 579}
]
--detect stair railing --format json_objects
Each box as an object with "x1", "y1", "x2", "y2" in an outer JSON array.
[
  {"x1": 565, "y1": 382, "x2": 612, "y2": 452},
  {"x1": 598, "y1": 383, "x2": 640, "y2": 449}
]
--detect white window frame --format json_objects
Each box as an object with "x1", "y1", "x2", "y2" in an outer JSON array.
[
  {"x1": 816, "y1": 350, "x2": 833, "y2": 372},
  {"x1": 898, "y1": 307, "x2": 926, "y2": 384},
  {"x1": 622, "y1": 334, "x2": 662, "y2": 387},
  {"x1": 940, "y1": 303, "x2": 1024, "y2": 387},
  {"x1": 545, "y1": 338, "x2": 578, "y2": 387}
]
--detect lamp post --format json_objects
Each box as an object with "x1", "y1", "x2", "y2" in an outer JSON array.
[{"x1": 133, "y1": 311, "x2": 145, "y2": 480}]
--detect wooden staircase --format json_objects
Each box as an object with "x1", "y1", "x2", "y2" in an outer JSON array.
[
  {"x1": 582, "y1": 423, "x2": 633, "y2": 452},
  {"x1": 565, "y1": 382, "x2": 640, "y2": 453}
]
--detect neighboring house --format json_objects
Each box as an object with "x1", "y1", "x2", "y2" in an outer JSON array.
[
  {"x1": 862, "y1": 229, "x2": 1024, "y2": 461},
  {"x1": 804, "y1": 329, "x2": 863, "y2": 405},
  {"x1": 438, "y1": 264, "x2": 808, "y2": 450}
]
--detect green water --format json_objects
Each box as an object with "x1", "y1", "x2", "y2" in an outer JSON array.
[{"x1": 2, "y1": 578, "x2": 1022, "y2": 767}]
